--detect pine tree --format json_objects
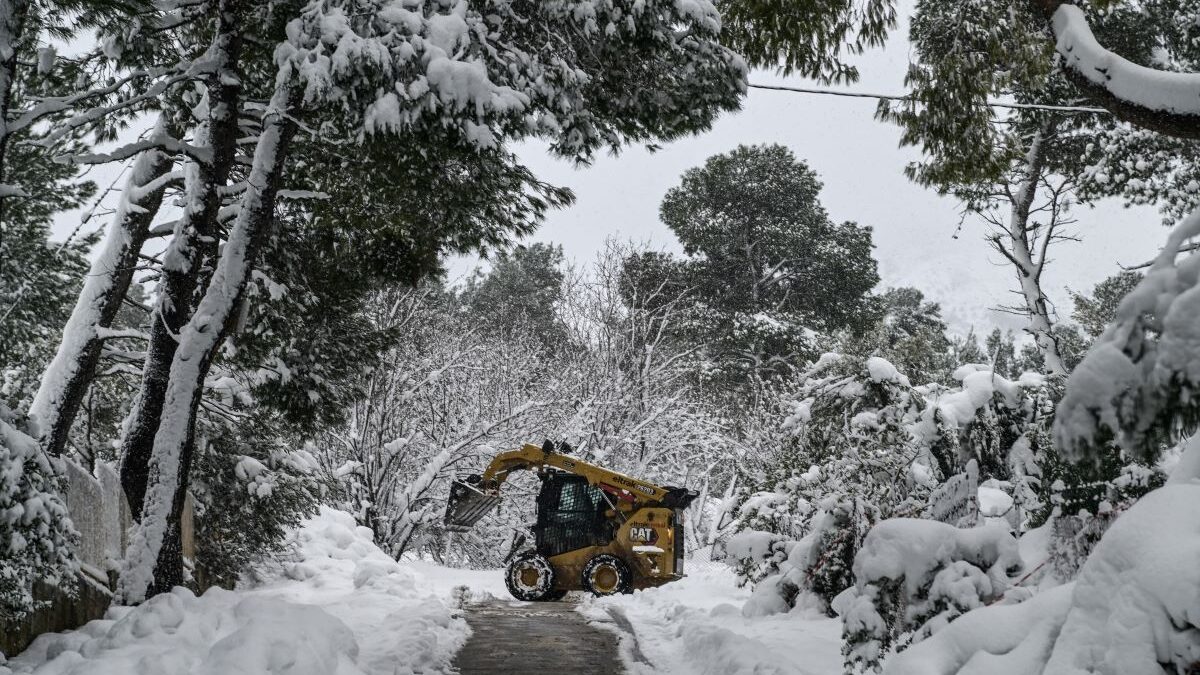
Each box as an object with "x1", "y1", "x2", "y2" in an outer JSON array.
[
  {"x1": 100, "y1": 0, "x2": 750, "y2": 602},
  {"x1": 461, "y1": 243, "x2": 569, "y2": 346},
  {"x1": 714, "y1": 0, "x2": 896, "y2": 83},
  {"x1": 1069, "y1": 270, "x2": 1142, "y2": 339},
  {"x1": 841, "y1": 287, "x2": 955, "y2": 385},
  {"x1": 0, "y1": 211, "x2": 93, "y2": 412},
  {"x1": 657, "y1": 144, "x2": 880, "y2": 389}
]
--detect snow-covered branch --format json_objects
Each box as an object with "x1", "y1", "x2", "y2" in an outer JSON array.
[{"x1": 1040, "y1": 2, "x2": 1200, "y2": 139}]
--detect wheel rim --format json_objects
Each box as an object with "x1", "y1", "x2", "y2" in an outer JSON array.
[
  {"x1": 519, "y1": 566, "x2": 540, "y2": 589},
  {"x1": 592, "y1": 565, "x2": 619, "y2": 593}
]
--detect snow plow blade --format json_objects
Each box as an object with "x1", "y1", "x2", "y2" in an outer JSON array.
[{"x1": 444, "y1": 478, "x2": 501, "y2": 531}]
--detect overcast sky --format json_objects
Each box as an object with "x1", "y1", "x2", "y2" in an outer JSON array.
[
  {"x1": 486, "y1": 28, "x2": 1169, "y2": 338},
  {"x1": 53, "y1": 4, "x2": 1171, "y2": 338}
]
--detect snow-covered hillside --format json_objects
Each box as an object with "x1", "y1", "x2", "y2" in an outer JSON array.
[{"x1": 1, "y1": 508, "x2": 500, "y2": 675}]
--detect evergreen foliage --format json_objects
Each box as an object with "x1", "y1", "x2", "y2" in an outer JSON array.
[
  {"x1": 0, "y1": 217, "x2": 93, "y2": 411},
  {"x1": 730, "y1": 348, "x2": 1063, "y2": 615},
  {"x1": 1070, "y1": 270, "x2": 1142, "y2": 339},
  {"x1": 715, "y1": 0, "x2": 896, "y2": 83},
  {"x1": 649, "y1": 144, "x2": 880, "y2": 389},
  {"x1": 0, "y1": 405, "x2": 78, "y2": 620},
  {"x1": 462, "y1": 244, "x2": 568, "y2": 342}
]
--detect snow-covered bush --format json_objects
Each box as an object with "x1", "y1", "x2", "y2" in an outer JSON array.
[
  {"x1": 1040, "y1": 457, "x2": 1164, "y2": 579},
  {"x1": 733, "y1": 355, "x2": 931, "y2": 611},
  {"x1": 0, "y1": 406, "x2": 78, "y2": 619},
  {"x1": 1039, "y1": 479, "x2": 1200, "y2": 673},
  {"x1": 735, "y1": 353, "x2": 1063, "y2": 620},
  {"x1": 884, "y1": 474, "x2": 1200, "y2": 674},
  {"x1": 881, "y1": 582, "x2": 1075, "y2": 675},
  {"x1": 191, "y1": 421, "x2": 322, "y2": 589},
  {"x1": 834, "y1": 519, "x2": 1020, "y2": 673},
  {"x1": 725, "y1": 485, "x2": 815, "y2": 585},
  {"x1": 912, "y1": 366, "x2": 1057, "y2": 527}
]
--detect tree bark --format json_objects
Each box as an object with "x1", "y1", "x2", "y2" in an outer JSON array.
[
  {"x1": 120, "y1": 80, "x2": 299, "y2": 602},
  {"x1": 1001, "y1": 130, "x2": 1068, "y2": 376},
  {"x1": 120, "y1": 0, "x2": 245, "y2": 520},
  {"x1": 0, "y1": 0, "x2": 30, "y2": 225},
  {"x1": 30, "y1": 117, "x2": 176, "y2": 456}
]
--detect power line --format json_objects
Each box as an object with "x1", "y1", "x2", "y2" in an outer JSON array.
[{"x1": 748, "y1": 83, "x2": 1111, "y2": 115}]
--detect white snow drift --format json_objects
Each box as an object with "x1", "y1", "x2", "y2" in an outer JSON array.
[{"x1": 2, "y1": 507, "x2": 471, "y2": 675}]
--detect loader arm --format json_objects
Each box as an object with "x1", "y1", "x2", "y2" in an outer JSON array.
[
  {"x1": 444, "y1": 441, "x2": 694, "y2": 530},
  {"x1": 479, "y1": 443, "x2": 671, "y2": 504}
]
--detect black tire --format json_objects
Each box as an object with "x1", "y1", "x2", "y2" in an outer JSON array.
[
  {"x1": 505, "y1": 552, "x2": 560, "y2": 601},
  {"x1": 581, "y1": 554, "x2": 632, "y2": 596}
]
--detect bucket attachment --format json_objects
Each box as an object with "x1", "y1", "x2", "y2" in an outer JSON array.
[{"x1": 444, "y1": 477, "x2": 501, "y2": 531}]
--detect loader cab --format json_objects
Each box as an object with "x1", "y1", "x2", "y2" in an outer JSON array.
[{"x1": 533, "y1": 472, "x2": 614, "y2": 557}]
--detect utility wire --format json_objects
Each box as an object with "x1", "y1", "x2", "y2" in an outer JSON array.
[{"x1": 749, "y1": 83, "x2": 1111, "y2": 115}]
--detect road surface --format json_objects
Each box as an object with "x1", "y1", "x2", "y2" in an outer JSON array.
[{"x1": 454, "y1": 599, "x2": 626, "y2": 674}]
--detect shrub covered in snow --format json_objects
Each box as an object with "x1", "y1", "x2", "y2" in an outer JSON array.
[
  {"x1": 190, "y1": 420, "x2": 322, "y2": 588},
  {"x1": 1040, "y1": 481, "x2": 1200, "y2": 674},
  {"x1": 1039, "y1": 455, "x2": 1164, "y2": 579},
  {"x1": 0, "y1": 406, "x2": 78, "y2": 619},
  {"x1": 833, "y1": 519, "x2": 1021, "y2": 673},
  {"x1": 884, "y1": 477, "x2": 1200, "y2": 674},
  {"x1": 732, "y1": 354, "x2": 1056, "y2": 615},
  {"x1": 911, "y1": 366, "x2": 1057, "y2": 528},
  {"x1": 729, "y1": 354, "x2": 916, "y2": 605}
]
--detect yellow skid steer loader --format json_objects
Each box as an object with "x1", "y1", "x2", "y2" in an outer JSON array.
[{"x1": 444, "y1": 441, "x2": 697, "y2": 600}]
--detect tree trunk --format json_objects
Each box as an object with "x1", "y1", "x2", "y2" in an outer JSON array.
[
  {"x1": 120, "y1": 2, "x2": 245, "y2": 520},
  {"x1": 1001, "y1": 131, "x2": 1067, "y2": 376},
  {"x1": 30, "y1": 117, "x2": 176, "y2": 456},
  {"x1": 0, "y1": 0, "x2": 29, "y2": 224},
  {"x1": 119, "y1": 82, "x2": 299, "y2": 603}
]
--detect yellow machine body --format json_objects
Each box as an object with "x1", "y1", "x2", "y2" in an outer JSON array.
[
  {"x1": 445, "y1": 442, "x2": 696, "y2": 596},
  {"x1": 546, "y1": 506, "x2": 679, "y2": 591}
]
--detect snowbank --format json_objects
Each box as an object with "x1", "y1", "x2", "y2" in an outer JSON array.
[
  {"x1": 1041, "y1": 483, "x2": 1200, "y2": 673},
  {"x1": 2, "y1": 507, "x2": 471, "y2": 675},
  {"x1": 6, "y1": 588, "x2": 362, "y2": 675},
  {"x1": 886, "y1": 482, "x2": 1200, "y2": 674},
  {"x1": 883, "y1": 583, "x2": 1075, "y2": 675},
  {"x1": 579, "y1": 564, "x2": 842, "y2": 675}
]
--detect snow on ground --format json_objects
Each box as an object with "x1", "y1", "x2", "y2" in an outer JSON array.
[
  {"x1": 2, "y1": 507, "x2": 497, "y2": 675},
  {"x1": 579, "y1": 563, "x2": 842, "y2": 675}
]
